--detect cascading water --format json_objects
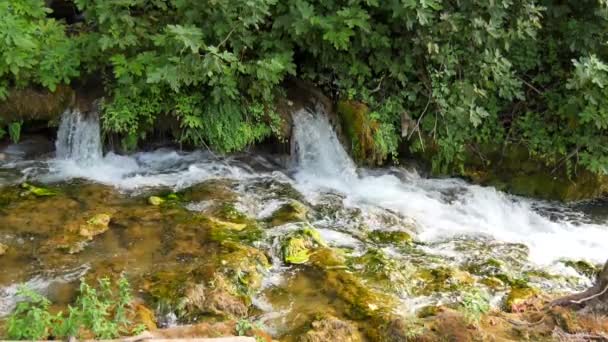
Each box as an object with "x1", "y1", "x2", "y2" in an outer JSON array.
[
  {"x1": 55, "y1": 108, "x2": 102, "y2": 163},
  {"x1": 290, "y1": 106, "x2": 608, "y2": 266}
]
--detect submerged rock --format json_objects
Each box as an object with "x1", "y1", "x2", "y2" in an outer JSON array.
[
  {"x1": 299, "y1": 314, "x2": 363, "y2": 342},
  {"x1": 148, "y1": 196, "x2": 166, "y2": 206},
  {"x1": 79, "y1": 213, "x2": 111, "y2": 238},
  {"x1": 281, "y1": 226, "x2": 327, "y2": 265},
  {"x1": 367, "y1": 230, "x2": 413, "y2": 247},
  {"x1": 182, "y1": 276, "x2": 248, "y2": 318},
  {"x1": 20, "y1": 182, "x2": 58, "y2": 197},
  {"x1": 0, "y1": 242, "x2": 7, "y2": 256},
  {"x1": 268, "y1": 200, "x2": 309, "y2": 226}
]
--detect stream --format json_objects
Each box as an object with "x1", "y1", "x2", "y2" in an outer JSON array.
[{"x1": 0, "y1": 107, "x2": 607, "y2": 339}]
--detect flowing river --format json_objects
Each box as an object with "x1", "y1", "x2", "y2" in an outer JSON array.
[{"x1": 0, "y1": 106, "x2": 606, "y2": 338}]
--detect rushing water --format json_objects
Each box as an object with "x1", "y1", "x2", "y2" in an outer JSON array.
[
  {"x1": 1, "y1": 105, "x2": 607, "y2": 326},
  {"x1": 55, "y1": 108, "x2": 102, "y2": 162}
]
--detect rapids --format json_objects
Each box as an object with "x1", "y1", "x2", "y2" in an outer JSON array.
[{"x1": 0, "y1": 105, "x2": 607, "y2": 338}]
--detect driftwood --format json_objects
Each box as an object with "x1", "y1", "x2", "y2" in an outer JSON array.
[{"x1": 551, "y1": 260, "x2": 608, "y2": 309}]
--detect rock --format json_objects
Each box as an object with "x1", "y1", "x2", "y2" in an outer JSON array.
[
  {"x1": 505, "y1": 285, "x2": 539, "y2": 313},
  {"x1": 310, "y1": 248, "x2": 395, "y2": 319},
  {"x1": 268, "y1": 200, "x2": 309, "y2": 226},
  {"x1": 299, "y1": 315, "x2": 363, "y2": 342},
  {"x1": 0, "y1": 242, "x2": 7, "y2": 256},
  {"x1": 563, "y1": 260, "x2": 600, "y2": 279},
  {"x1": 281, "y1": 226, "x2": 326, "y2": 265},
  {"x1": 133, "y1": 302, "x2": 157, "y2": 331},
  {"x1": 79, "y1": 213, "x2": 111, "y2": 238},
  {"x1": 368, "y1": 230, "x2": 413, "y2": 247},
  {"x1": 283, "y1": 237, "x2": 311, "y2": 264},
  {"x1": 414, "y1": 266, "x2": 475, "y2": 295},
  {"x1": 182, "y1": 278, "x2": 248, "y2": 318},
  {"x1": 148, "y1": 196, "x2": 165, "y2": 206},
  {"x1": 20, "y1": 182, "x2": 58, "y2": 197},
  {"x1": 0, "y1": 85, "x2": 74, "y2": 122},
  {"x1": 337, "y1": 99, "x2": 386, "y2": 165}
]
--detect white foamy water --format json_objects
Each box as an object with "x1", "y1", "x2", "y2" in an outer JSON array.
[
  {"x1": 291, "y1": 109, "x2": 608, "y2": 265},
  {"x1": 2, "y1": 106, "x2": 607, "y2": 266},
  {"x1": 56, "y1": 108, "x2": 102, "y2": 162}
]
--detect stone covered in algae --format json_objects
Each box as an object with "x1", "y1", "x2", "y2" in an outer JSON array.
[
  {"x1": 281, "y1": 226, "x2": 327, "y2": 264},
  {"x1": 367, "y1": 229, "x2": 413, "y2": 247},
  {"x1": 337, "y1": 100, "x2": 385, "y2": 165},
  {"x1": 299, "y1": 314, "x2": 363, "y2": 342},
  {"x1": 269, "y1": 200, "x2": 309, "y2": 226},
  {"x1": 562, "y1": 259, "x2": 601, "y2": 279},
  {"x1": 142, "y1": 240, "x2": 269, "y2": 322},
  {"x1": 505, "y1": 285, "x2": 540, "y2": 313},
  {"x1": 79, "y1": 213, "x2": 111, "y2": 238},
  {"x1": 20, "y1": 182, "x2": 59, "y2": 197},
  {"x1": 414, "y1": 266, "x2": 475, "y2": 295},
  {"x1": 308, "y1": 248, "x2": 412, "y2": 341},
  {"x1": 0, "y1": 242, "x2": 7, "y2": 256}
]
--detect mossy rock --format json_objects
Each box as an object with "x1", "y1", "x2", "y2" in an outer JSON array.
[
  {"x1": 20, "y1": 182, "x2": 59, "y2": 197},
  {"x1": 281, "y1": 226, "x2": 327, "y2": 265},
  {"x1": 504, "y1": 285, "x2": 539, "y2": 313},
  {"x1": 481, "y1": 277, "x2": 506, "y2": 290},
  {"x1": 310, "y1": 248, "x2": 395, "y2": 319},
  {"x1": 79, "y1": 213, "x2": 111, "y2": 238},
  {"x1": 337, "y1": 100, "x2": 384, "y2": 165},
  {"x1": 0, "y1": 85, "x2": 74, "y2": 122},
  {"x1": 179, "y1": 179, "x2": 237, "y2": 203},
  {"x1": 414, "y1": 266, "x2": 475, "y2": 295},
  {"x1": 268, "y1": 200, "x2": 309, "y2": 226},
  {"x1": 299, "y1": 314, "x2": 364, "y2": 342},
  {"x1": 368, "y1": 230, "x2": 413, "y2": 247},
  {"x1": 348, "y1": 249, "x2": 413, "y2": 295},
  {"x1": 562, "y1": 260, "x2": 601, "y2": 279}
]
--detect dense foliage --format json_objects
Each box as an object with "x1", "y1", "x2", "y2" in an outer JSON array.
[{"x1": 2, "y1": 0, "x2": 608, "y2": 174}]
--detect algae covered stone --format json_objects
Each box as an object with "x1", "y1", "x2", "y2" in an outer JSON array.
[
  {"x1": 368, "y1": 229, "x2": 413, "y2": 247},
  {"x1": 269, "y1": 200, "x2": 309, "y2": 226},
  {"x1": 79, "y1": 213, "x2": 111, "y2": 238},
  {"x1": 281, "y1": 226, "x2": 327, "y2": 265},
  {"x1": 299, "y1": 314, "x2": 363, "y2": 342},
  {"x1": 505, "y1": 285, "x2": 539, "y2": 313},
  {"x1": 148, "y1": 196, "x2": 165, "y2": 206},
  {"x1": 20, "y1": 182, "x2": 58, "y2": 197},
  {"x1": 0, "y1": 242, "x2": 7, "y2": 256}
]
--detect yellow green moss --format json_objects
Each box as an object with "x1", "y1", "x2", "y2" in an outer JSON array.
[{"x1": 337, "y1": 100, "x2": 383, "y2": 165}]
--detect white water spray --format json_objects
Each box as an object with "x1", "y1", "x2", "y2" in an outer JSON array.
[{"x1": 291, "y1": 108, "x2": 608, "y2": 265}]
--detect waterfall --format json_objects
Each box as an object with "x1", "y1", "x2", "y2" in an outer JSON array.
[
  {"x1": 55, "y1": 108, "x2": 102, "y2": 163},
  {"x1": 290, "y1": 106, "x2": 608, "y2": 265},
  {"x1": 291, "y1": 108, "x2": 357, "y2": 182}
]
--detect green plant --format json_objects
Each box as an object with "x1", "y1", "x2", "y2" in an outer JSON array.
[
  {"x1": 6, "y1": 287, "x2": 54, "y2": 340},
  {"x1": 458, "y1": 288, "x2": 491, "y2": 324},
  {"x1": 4, "y1": 276, "x2": 140, "y2": 340},
  {"x1": 8, "y1": 121, "x2": 21, "y2": 143}
]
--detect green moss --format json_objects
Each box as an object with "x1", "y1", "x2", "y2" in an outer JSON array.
[
  {"x1": 414, "y1": 266, "x2": 475, "y2": 295},
  {"x1": 504, "y1": 285, "x2": 539, "y2": 312},
  {"x1": 20, "y1": 183, "x2": 58, "y2": 197},
  {"x1": 337, "y1": 100, "x2": 384, "y2": 165},
  {"x1": 368, "y1": 230, "x2": 413, "y2": 247},
  {"x1": 281, "y1": 226, "x2": 326, "y2": 265},
  {"x1": 148, "y1": 196, "x2": 165, "y2": 206},
  {"x1": 562, "y1": 260, "x2": 600, "y2": 278},
  {"x1": 268, "y1": 200, "x2": 309, "y2": 226}
]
